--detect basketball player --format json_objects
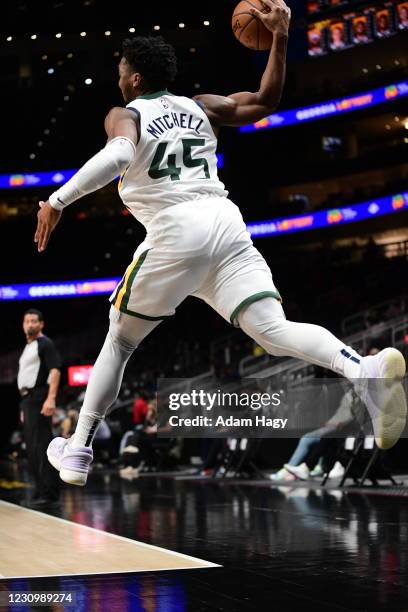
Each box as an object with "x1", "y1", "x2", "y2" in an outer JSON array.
[{"x1": 39, "y1": 0, "x2": 406, "y2": 486}]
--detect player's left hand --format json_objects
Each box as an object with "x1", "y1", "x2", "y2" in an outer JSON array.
[
  {"x1": 41, "y1": 398, "x2": 56, "y2": 416},
  {"x1": 250, "y1": 0, "x2": 291, "y2": 36},
  {"x1": 34, "y1": 200, "x2": 62, "y2": 252}
]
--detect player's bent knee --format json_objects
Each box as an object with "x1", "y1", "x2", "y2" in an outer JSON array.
[
  {"x1": 108, "y1": 329, "x2": 138, "y2": 353},
  {"x1": 108, "y1": 305, "x2": 160, "y2": 351},
  {"x1": 238, "y1": 297, "x2": 287, "y2": 334}
]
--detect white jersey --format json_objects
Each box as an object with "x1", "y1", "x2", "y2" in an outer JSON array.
[{"x1": 118, "y1": 90, "x2": 228, "y2": 228}]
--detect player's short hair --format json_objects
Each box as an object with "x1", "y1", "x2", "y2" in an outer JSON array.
[
  {"x1": 24, "y1": 308, "x2": 44, "y2": 322},
  {"x1": 122, "y1": 36, "x2": 177, "y2": 90}
]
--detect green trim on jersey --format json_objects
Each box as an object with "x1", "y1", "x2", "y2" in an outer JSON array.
[
  {"x1": 126, "y1": 106, "x2": 141, "y2": 144},
  {"x1": 230, "y1": 291, "x2": 282, "y2": 326},
  {"x1": 116, "y1": 307, "x2": 173, "y2": 321},
  {"x1": 137, "y1": 90, "x2": 175, "y2": 100}
]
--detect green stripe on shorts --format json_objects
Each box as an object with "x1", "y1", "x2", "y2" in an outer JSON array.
[
  {"x1": 230, "y1": 290, "x2": 282, "y2": 325},
  {"x1": 120, "y1": 307, "x2": 173, "y2": 321},
  {"x1": 121, "y1": 249, "x2": 150, "y2": 312}
]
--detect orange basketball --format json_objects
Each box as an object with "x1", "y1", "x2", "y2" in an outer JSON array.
[{"x1": 232, "y1": 0, "x2": 273, "y2": 50}]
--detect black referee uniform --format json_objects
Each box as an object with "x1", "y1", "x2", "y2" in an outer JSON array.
[{"x1": 18, "y1": 335, "x2": 61, "y2": 502}]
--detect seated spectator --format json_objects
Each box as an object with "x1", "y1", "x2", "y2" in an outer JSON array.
[
  {"x1": 119, "y1": 439, "x2": 141, "y2": 480},
  {"x1": 132, "y1": 392, "x2": 149, "y2": 425},
  {"x1": 51, "y1": 406, "x2": 68, "y2": 437},
  {"x1": 271, "y1": 348, "x2": 379, "y2": 481},
  {"x1": 270, "y1": 388, "x2": 356, "y2": 481},
  {"x1": 61, "y1": 408, "x2": 79, "y2": 438},
  {"x1": 119, "y1": 399, "x2": 167, "y2": 478}
]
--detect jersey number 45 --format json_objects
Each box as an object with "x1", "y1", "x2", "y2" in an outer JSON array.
[{"x1": 148, "y1": 138, "x2": 210, "y2": 182}]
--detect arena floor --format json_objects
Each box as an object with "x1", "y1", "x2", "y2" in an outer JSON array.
[{"x1": 1, "y1": 463, "x2": 408, "y2": 611}]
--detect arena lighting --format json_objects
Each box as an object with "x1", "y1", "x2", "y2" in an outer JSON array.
[
  {"x1": 240, "y1": 80, "x2": 408, "y2": 132},
  {"x1": 0, "y1": 156, "x2": 225, "y2": 189},
  {"x1": 247, "y1": 192, "x2": 408, "y2": 238},
  {"x1": 0, "y1": 193, "x2": 406, "y2": 302},
  {"x1": 68, "y1": 365, "x2": 94, "y2": 386},
  {"x1": 0, "y1": 278, "x2": 121, "y2": 302}
]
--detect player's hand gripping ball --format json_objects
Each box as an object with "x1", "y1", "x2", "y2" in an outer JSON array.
[{"x1": 232, "y1": 0, "x2": 291, "y2": 50}]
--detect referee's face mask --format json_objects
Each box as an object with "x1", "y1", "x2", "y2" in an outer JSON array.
[{"x1": 23, "y1": 314, "x2": 44, "y2": 339}]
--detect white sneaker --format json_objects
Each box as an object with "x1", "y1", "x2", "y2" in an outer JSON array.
[
  {"x1": 328, "y1": 461, "x2": 345, "y2": 479},
  {"x1": 47, "y1": 437, "x2": 93, "y2": 486},
  {"x1": 269, "y1": 468, "x2": 295, "y2": 482},
  {"x1": 357, "y1": 347, "x2": 407, "y2": 450},
  {"x1": 284, "y1": 462, "x2": 310, "y2": 480}
]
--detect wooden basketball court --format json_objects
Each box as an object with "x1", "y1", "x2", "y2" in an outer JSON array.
[{"x1": 0, "y1": 500, "x2": 219, "y2": 579}]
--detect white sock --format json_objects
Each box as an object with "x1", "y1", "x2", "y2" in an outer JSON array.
[
  {"x1": 238, "y1": 298, "x2": 362, "y2": 380},
  {"x1": 71, "y1": 307, "x2": 160, "y2": 448},
  {"x1": 332, "y1": 347, "x2": 362, "y2": 379},
  {"x1": 71, "y1": 332, "x2": 134, "y2": 448}
]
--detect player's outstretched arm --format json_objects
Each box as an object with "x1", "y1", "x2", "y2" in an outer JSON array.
[
  {"x1": 195, "y1": 0, "x2": 290, "y2": 127},
  {"x1": 34, "y1": 107, "x2": 139, "y2": 252}
]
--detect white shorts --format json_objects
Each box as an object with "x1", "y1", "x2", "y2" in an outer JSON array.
[{"x1": 109, "y1": 197, "x2": 281, "y2": 327}]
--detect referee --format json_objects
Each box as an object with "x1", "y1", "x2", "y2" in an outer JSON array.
[{"x1": 18, "y1": 308, "x2": 61, "y2": 508}]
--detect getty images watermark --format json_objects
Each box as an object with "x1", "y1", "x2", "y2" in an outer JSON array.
[
  {"x1": 155, "y1": 377, "x2": 408, "y2": 438},
  {"x1": 167, "y1": 389, "x2": 287, "y2": 429}
]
